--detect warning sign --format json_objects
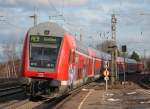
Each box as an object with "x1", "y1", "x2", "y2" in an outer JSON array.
[{"x1": 103, "y1": 69, "x2": 110, "y2": 77}]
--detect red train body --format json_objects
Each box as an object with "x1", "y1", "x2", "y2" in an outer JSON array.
[
  {"x1": 116, "y1": 57, "x2": 144, "y2": 74},
  {"x1": 21, "y1": 22, "x2": 102, "y2": 96},
  {"x1": 20, "y1": 22, "x2": 144, "y2": 97}
]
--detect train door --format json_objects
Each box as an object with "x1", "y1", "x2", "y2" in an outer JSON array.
[
  {"x1": 87, "y1": 58, "x2": 92, "y2": 76},
  {"x1": 82, "y1": 59, "x2": 87, "y2": 84},
  {"x1": 92, "y1": 58, "x2": 95, "y2": 77},
  {"x1": 74, "y1": 52, "x2": 79, "y2": 86},
  {"x1": 68, "y1": 49, "x2": 76, "y2": 89}
]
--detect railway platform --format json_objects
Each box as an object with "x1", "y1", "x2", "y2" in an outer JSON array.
[
  {"x1": 59, "y1": 81, "x2": 150, "y2": 109},
  {"x1": 78, "y1": 88, "x2": 150, "y2": 109}
]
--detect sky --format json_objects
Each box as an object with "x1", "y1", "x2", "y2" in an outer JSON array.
[{"x1": 0, "y1": 0, "x2": 150, "y2": 59}]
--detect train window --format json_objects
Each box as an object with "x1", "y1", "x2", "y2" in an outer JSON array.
[
  {"x1": 29, "y1": 35, "x2": 62, "y2": 69},
  {"x1": 30, "y1": 47, "x2": 57, "y2": 68},
  {"x1": 68, "y1": 49, "x2": 73, "y2": 64},
  {"x1": 72, "y1": 52, "x2": 75, "y2": 63},
  {"x1": 78, "y1": 69, "x2": 81, "y2": 80},
  {"x1": 75, "y1": 57, "x2": 78, "y2": 64}
]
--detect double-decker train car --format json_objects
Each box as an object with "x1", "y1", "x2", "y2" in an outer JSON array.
[
  {"x1": 125, "y1": 58, "x2": 137, "y2": 73},
  {"x1": 116, "y1": 57, "x2": 124, "y2": 74},
  {"x1": 116, "y1": 57, "x2": 144, "y2": 74},
  {"x1": 137, "y1": 62, "x2": 144, "y2": 73},
  {"x1": 20, "y1": 22, "x2": 103, "y2": 97},
  {"x1": 20, "y1": 21, "x2": 144, "y2": 97}
]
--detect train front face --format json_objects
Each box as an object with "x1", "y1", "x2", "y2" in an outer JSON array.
[{"x1": 21, "y1": 22, "x2": 65, "y2": 96}]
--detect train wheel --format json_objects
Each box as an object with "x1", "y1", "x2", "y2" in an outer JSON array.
[
  {"x1": 30, "y1": 82, "x2": 36, "y2": 97},
  {"x1": 29, "y1": 81, "x2": 39, "y2": 97}
]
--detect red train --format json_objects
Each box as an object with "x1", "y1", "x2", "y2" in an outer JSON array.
[
  {"x1": 116, "y1": 57, "x2": 144, "y2": 74},
  {"x1": 20, "y1": 22, "x2": 144, "y2": 97}
]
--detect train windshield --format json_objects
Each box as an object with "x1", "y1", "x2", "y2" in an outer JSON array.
[{"x1": 29, "y1": 35, "x2": 62, "y2": 69}]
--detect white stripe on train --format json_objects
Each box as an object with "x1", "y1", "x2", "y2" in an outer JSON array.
[{"x1": 61, "y1": 74, "x2": 100, "y2": 85}]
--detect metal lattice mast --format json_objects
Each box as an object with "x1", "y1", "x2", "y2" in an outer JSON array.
[
  {"x1": 29, "y1": 7, "x2": 37, "y2": 26},
  {"x1": 111, "y1": 14, "x2": 118, "y2": 84},
  {"x1": 111, "y1": 14, "x2": 117, "y2": 41}
]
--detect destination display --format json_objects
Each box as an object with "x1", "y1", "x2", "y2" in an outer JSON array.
[{"x1": 30, "y1": 35, "x2": 57, "y2": 44}]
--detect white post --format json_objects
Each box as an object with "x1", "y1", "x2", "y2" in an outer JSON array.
[{"x1": 106, "y1": 78, "x2": 108, "y2": 92}]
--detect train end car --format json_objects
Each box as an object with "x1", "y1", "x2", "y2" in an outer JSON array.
[
  {"x1": 116, "y1": 57, "x2": 125, "y2": 74},
  {"x1": 125, "y1": 58, "x2": 137, "y2": 73},
  {"x1": 137, "y1": 62, "x2": 144, "y2": 73},
  {"x1": 20, "y1": 22, "x2": 77, "y2": 96},
  {"x1": 20, "y1": 22, "x2": 103, "y2": 97}
]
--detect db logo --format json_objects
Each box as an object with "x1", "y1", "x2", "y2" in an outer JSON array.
[{"x1": 37, "y1": 73, "x2": 44, "y2": 77}]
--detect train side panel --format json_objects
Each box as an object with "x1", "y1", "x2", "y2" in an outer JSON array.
[
  {"x1": 137, "y1": 62, "x2": 144, "y2": 73},
  {"x1": 21, "y1": 33, "x2": 29, "y2": 77},
  {"x1": 56, "y1": 34, "x2": 73, "y2": 81}
]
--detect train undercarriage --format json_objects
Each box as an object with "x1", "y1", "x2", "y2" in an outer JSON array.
[{"x1": 20, "y1": 77, "x2": 66, "y2": 98}]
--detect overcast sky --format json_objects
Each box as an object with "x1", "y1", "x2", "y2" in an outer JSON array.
[{"x1": 0, "y1": 0, "x2": 150, "y2": 57}]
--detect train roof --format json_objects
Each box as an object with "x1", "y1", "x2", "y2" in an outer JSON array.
[
  {"x1": 28, "y1": 22, "x2": 112, "y2": 60},
  {"x1": 101, "y1": 52, "x2": 111, "y2": 60},
  {"x1": 116, "y1": 57, "x2": 124, "y2": 62},
  {"x1": 28, "y1": 22, "x2": 66, "y2": 37},
  {"x1": 125, "y1": 58, "x2": 137, "y2": 64},
  {"x1": 94, "y1": 50, "x2": 101, "y2": 58},
  {"x1": 75, "y1": 39, "x2": 89, "y2": 55},
  {"x1": 117, "y1": 57, "x2": 137, "y2": 64},
  {"x1": 94, "y1": 49, "x2": 111, "y2": 60}
]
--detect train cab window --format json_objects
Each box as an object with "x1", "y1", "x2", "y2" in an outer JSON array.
[
  {"x1": 29, "y1": 35, "x2": 62, "y2": 69},
  {"x1": 30, "y1": 47, "x2": 57, "y2": 68}
]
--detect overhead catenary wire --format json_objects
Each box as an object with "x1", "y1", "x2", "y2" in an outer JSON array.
[
  {"x1": 47, "y1": 0, "x2": 65, "y2": 21},
  {"x1": 0, "y1": 18, "x2": 27, "y2": 30},
  {"x1": 47, "y1": 0, "x2": 60, "y2": 15}
]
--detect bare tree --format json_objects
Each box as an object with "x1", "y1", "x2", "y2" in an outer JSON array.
[
  {"x1": 96, "y1": 40, "x2": 116, "y2": 53},
  {"x1": 2, "y1": 42, "x2": 19, "y2": 78},
  {"x1": 3, "y1": 44, "x2": 11, "y2": 78}
]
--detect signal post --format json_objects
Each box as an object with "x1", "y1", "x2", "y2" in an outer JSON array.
[
  {"x1": 103, "y1": 61, "x2": 110, "y2": 93},
  {"x1": 122, "y1": 45, "x2": 127, "y2": 87}
]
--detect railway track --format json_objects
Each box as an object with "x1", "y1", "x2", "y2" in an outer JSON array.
[
  {"x1": 0, "y1": 78, "x2": 102, "y2": 109},
  {"x1": 139, "y1": 74, "x2": 150, "y2": 89},
  {"x1": 0, "y1": 73, "x2": 149, "y2": 109},
  {"x1": 1, "y1": 90, "x2": 74, "y2": 109},
  {"x1": 0, "y1": 79, "x2": 20, "y2": 89},
  {"x1": 33, "y1": 80, "x2": 104, "y2": 109},
  {"x1": 0, "y1": 85, "x2": 24, "y2": 97},
  {"x1": 0, "y1": 77, "x2": 25, "y2": 97},
  {"x1": 119, "y1": 73, "x2": 150, "y2": 89},
  {"x1": 0, "y1": 99, "x2": 29, "y2": 109},
  {"x1": 0, "y1": 84, "x2": 91, "y2": 109},
  {"x1": 0, "y1": 85, "x2": 28, "y2": 109},
  {"x1": 7, "y1": 81, "x2": 99, "y2": 109}
]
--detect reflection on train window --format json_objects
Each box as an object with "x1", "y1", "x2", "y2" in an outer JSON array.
[
  {"x1": 30, "y1": 47, "x2": 57, "y2": 68},
  {"x1": 29, "y1": 36, "x2": 62, "y2": 69}
]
